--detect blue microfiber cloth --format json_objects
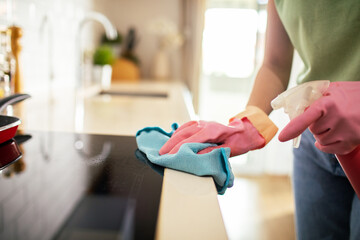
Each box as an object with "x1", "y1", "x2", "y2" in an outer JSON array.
[{"x1": 135, "y1": 123, "x2": 234, "y2": 194}]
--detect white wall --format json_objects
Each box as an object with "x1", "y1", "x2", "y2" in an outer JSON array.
[
  {"x1": 93, "y1": 0, "x2": 183, "y2": 80},
  {"x1": 0, "y1": 0, "x2": 97, "y2": 94},
  {"x1": 0, "y1": 0, "x2": 184, "y2": 94}
]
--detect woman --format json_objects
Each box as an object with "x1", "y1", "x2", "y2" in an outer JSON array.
[
  {"x1": 160, "y1": 0, "x2": 360, "y2": 238},
  {"x1": 251, "y1": 1, "x2": 360, "y2": 238}
]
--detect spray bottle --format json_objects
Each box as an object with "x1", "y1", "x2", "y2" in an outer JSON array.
[{"x1": 271, "y1": 80, "x2": 360, "y2": 198}]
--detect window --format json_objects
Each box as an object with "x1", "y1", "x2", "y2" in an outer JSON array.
[
  {"x1": 199, "y1": 5, "x2": 267, "y2": 122},
  {"x1": 202, "y1": 8, "x2": 259, "y2": 78}
]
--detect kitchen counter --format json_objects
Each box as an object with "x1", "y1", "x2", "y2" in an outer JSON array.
[
  {"x1": 14, "y1": 81, "x2": 194, "y2": 136},
  {"x1": 10, "y1": 81, "x2": 228, "y2": 239}
]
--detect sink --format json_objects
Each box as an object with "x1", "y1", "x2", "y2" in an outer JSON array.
[{"x1": 98, "y1": 90, "x2": 168, "y2": 98}]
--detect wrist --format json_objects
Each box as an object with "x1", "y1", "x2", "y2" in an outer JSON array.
[{"x1": 229, "y1": 106, "x2": 278, "y2": 145}]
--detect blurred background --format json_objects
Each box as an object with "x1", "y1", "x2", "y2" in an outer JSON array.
[
  {"x1": 0, "y1": 0, "x2": 306, "y2": 239},
  {"x1": 0, "y1": 0, "x2": 306, "y2": 176}
]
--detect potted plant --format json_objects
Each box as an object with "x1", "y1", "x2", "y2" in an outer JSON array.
[
  {"x1": 93, "y1": 45, "x2": 115, "y2": 89},
  {"x1": 101, "y1": 31, "x2": 123, "y2": 57}
]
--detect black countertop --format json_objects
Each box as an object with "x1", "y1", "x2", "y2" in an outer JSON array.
[{"x1": 0, "y1": 131, "x2": 163, "y2": 240}]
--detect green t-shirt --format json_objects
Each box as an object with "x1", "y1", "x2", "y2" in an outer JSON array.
[{"x1": 274, "y1": 0, "x2": 360, "y2": 84}]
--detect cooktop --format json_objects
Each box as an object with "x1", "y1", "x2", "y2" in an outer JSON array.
[{"x1": 0, "y1": 131, "x2": 163, "y2": 240}]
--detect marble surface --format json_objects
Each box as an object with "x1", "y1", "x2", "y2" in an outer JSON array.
[{"x1": 14, "y1": 82, "x2": 194, "y2": 136}]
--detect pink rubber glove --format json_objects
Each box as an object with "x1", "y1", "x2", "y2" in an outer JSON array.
[
  {"x1": 279, "y1": 81, "x2": 360, "y2": 155},
  {"x1": 159, "y1": 118, "x2": 266, "y2": 157}
]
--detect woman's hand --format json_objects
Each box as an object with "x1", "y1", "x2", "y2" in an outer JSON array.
[
  {"x1": 279, "y1": 81, "x2": 360, "y2": 155},
  {"x1": 159, "y1": 118, "x2": 266, "y2": 157}
]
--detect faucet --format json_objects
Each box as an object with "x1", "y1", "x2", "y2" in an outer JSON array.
[
  {"x1": 74, "y1": 12, "x2": 117, "y2": 133},
  {"x1": 76, "y1": 11, "x2": 118, "y2": 89},
  {"x1": 79, "y1": 12, "x2": 118, "y2": 40}
]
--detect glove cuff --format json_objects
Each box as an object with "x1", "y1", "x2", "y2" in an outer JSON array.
[{"x1": 229, "y1": 106, "x2": 278, "y2": 145}]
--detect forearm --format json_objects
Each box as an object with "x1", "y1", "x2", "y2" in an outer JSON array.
[
  {"x1": 247, "y1": 63, "x2": 291, "y2": 115},
  {"x1": 246, "y1": 0, "x2": 294, "y2": 115}
]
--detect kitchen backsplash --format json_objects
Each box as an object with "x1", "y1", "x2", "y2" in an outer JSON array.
[
  {"x1": 0, "y1": 0, "x2": 96, "y2": 94},
  {"x1": 0, "y1": 0, "x2": 184, "y2": 96},
  {"x1": 93, "y1": 0, "x2": 183, "y2": 81}
]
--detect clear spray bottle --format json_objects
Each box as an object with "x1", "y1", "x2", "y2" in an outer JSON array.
[{"x1": 271, "y1": 80, "x2": 360, "y2": 198}]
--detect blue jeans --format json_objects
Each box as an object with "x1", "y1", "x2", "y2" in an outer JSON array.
[{"x1": 293, "y1": 129, "x2": 360, "y2": 240}]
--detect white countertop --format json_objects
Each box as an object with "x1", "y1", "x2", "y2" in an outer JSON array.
[
  {"x1": 15, "y1": 81, "x2": 195, "y2": 136},
  {"x1": 13, "y1": 81, "x2": 228, "y2": 240}
]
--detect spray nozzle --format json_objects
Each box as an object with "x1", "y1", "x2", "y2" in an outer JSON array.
[{"x1": 271, "y1": 80, "x2": 330, "y2": 148}]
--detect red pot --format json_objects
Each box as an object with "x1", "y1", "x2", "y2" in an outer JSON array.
[{"x1": 0, "y1": 93, "x2": 30, "y2": 144}]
